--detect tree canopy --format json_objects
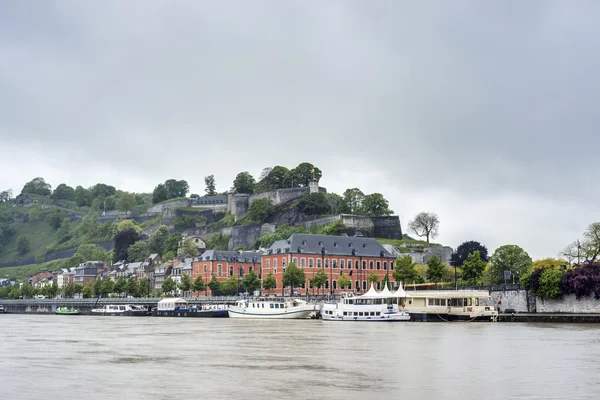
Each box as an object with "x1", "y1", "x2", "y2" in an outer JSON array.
[
  {"x1": 393, "y1": 255, "x2": 420, "y2": 285},
  {"x1": 21, "y1": 177, "x2": 52, "y2": 196},
  {"x1": 205, "y1": 175, "x2": 217, "y2": 196},
  {"x1": 426, "y1": 255, "x2": 446, "y2": 284},
  {"x1": 51, "y1": 184, "x2": 75, "y2": 201},
  {"x1": 282, "y1": 262, "x2": 306, "y2": 292},
  {"x1": 233, "y1": 172, "x2": 256, "y2": 194},
  {"x1": 489, "y1": 244, "x2": 532, "y2": 284},
  {"x1": 450, "y1": 240, "x2": 489, "y2": 267},
  {"x1": 246, "y1": 198, "x2": 273, "y2": 224},
  {"x1": 408, "y1": 212, "x2": 440, "y2": 244},
  {"x1": 461, "y1": 250, "x2": 487, "y2": 286},
  {"x1": 262, "y1": 272, "x2": 277, "y2": 290},
  {"x1": 296, "y1": 193, "x2": 330, "y2": 216},
  {"x1": 562, "y1": 222, "x2": 600, "y2": 264},
  {"x1": 152, "y1": 179, "x2": 189, "y2": 203}
]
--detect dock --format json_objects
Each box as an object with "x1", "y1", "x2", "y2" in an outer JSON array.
[{"x1": 499, "y1": 312, "x2": 600, "y2": 323}]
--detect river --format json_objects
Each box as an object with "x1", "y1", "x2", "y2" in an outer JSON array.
[{"x1": 1, "y1": 315, "x2": 599, "y2": 399}]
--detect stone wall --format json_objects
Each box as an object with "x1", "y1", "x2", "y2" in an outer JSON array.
[
  {"x1": 228, "y1": 223, "x2": 277, "y2": 250},
  {"x1": 483, "y1": 289, "x2": 535, "y2": 313},
  {"x1": 248, "y1": 187, "x2": 309, "y2": 208},
  {"x1": 147, "y1": 199, "x2": 190, "y2": 213},
  {"x1": 228, "y1": 193, "x2": 250, "y2": 220},
  {"x1": 371, "y1": 216, "x2": 403, "y2": 239},
  {"x1": 536, "y1": 295, "x2": 600, "y2": 313}
]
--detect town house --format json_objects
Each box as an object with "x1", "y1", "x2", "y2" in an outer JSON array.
[
  {"x1": 73, "y1": 261, "x2": 105, "y2": 285},
  {"x1": 191, "y1": 250, "x2": 262, "y2": 295},
  {"x1": 153, "y1": 262, "x2": 172, "y2": 292}
]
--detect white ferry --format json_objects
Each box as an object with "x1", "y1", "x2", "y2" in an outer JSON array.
[
  {"x1": 228, "y1": 297, "x2": 315, "y2": 319},
  {"x1": 404, "y1": 290, "x2": 498, "y2": 322},
  {"x1": 90, "y1": 304, "x2": 150, "y2": 316},
  {"x1": 320, "y1": 283, "x2": 411, "y2": 322}
]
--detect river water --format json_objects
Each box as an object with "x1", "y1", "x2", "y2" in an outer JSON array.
[{"x1": 1, "y1": 315, "x2": 599, "y2": 400}]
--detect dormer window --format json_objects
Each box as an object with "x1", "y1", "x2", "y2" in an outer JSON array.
[
  {"x1": 334, "y1": 242, "x2": 338, "y2": 247},
  {"x1": 362, "y1": 243, "x2": 367, "y2": 248}
]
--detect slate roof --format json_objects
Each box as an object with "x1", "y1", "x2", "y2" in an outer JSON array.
[
  {"x1": 267, "y1": 234, "x2": 395, "y2": 258},
  {"x1": 199, "y1": 250, "x2": 262, "y2": 263},
  {"x1": 194, "y1": 195, "x2": 227, "y2": 205}
]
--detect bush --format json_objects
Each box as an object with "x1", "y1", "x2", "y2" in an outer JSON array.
[
  {"x1": 560, "y1": 262, "x2": 600, "y2": 299},
  {"x1": 296, "y1": 193, "x2": 330, "y2": 216}
]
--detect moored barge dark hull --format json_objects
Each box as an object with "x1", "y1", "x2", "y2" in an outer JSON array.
[{"x1": 153, "y1": 309, "x2": 229, "y2": 318}]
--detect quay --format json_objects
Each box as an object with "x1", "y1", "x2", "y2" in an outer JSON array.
[{"x1": 498, "y1": 312, "x2": 600, "y2": 323}]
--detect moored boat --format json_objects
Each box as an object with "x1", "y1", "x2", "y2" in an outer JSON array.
[
  {"x1": 321, "y1": 283, "x2": 411, "y2": 322},
  {"x1": 403, "y1": 289, "x2": 498, "y2": 321},
  {"x1": 228, "y1": 297, "x2": 315, "y2": 319},
  {"x1": 55, "y1": 306, "x2": 80, "y2": 315},
  {"x1": 153, "y1": 298, "x2": 228, "y2": 318},
  {"x1": 90, "y1": 304, "x2": 151, "y2": 316},
  {"x1": 0, "y1": 305, "x2": 5, "y2": 313}
]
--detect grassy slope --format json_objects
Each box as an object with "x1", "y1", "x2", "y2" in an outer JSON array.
[
  {"x1": 0, "y1": 221, "x2": 58, "y2": 263},
  {"x1": 0, "y1": 259, "x2": 63, "y2": 282}
]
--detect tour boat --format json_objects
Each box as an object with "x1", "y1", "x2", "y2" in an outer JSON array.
[
  {"x1": 153, "y1": 298, "x2": 228, "y2": 318},
  {"x1": 0, "y1": 305, "x2": 4, "y2": 313},
  {"x1": 90, "y1": 304, "x2": 151, "y2": 316},
  {"x1": 55, "y1": 306, "x2": 80, "y2": 315},
  {"x1": 403, "y1": 289, "x2": 498, "y2": 322},
  {"x1": 228, "y1": 297, "x2": 316, "y2": 319},
  {"x1": 320, "y1": 283, "x2": 411, "y2": 322}
]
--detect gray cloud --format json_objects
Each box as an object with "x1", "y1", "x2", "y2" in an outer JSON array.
[{"x1": 1, "y1": 1, "x2": 599, "y2": 259}]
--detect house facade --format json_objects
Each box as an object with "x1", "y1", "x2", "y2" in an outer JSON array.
[
  {"x1": 153, "y1": 263, "x2": 172, "y2": 292},
  {"x1": 261, "y1": 234, "x2": 396, "y2": 295},
  {"x1": 178, "y1": 235, "x2": 207, "y2": 255},
  {"x1": 56, "y1": 269, "x2": 75, "y2": 288},
  {"x1": 191, "y1": 250, "x2": 262, "y2": 295},
  {"x1": 74, "y1": 261, "x2": 105, "y2": 285}
]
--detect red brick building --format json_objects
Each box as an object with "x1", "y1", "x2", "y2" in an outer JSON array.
[
  {"x1": 191, "y1": 250, "x2": 262, "y2": 295},
  {"x1": 261, "y1": 234, "x2": 396, "y2": 295}
]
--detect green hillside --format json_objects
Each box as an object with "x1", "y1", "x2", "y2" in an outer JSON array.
[
  {"x1": 0, "y1": 260, "x2": 63, "y2": 282},
  {"x1": 0, "y1": 221, "x2": 57, "y2": 263}
]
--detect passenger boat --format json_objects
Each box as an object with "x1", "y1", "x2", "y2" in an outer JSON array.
[
  {"x1": 0, "y1": 305, "x2": 4, "y2": 313},
  {"x1": 55, "y1": 306, "x2": 80, "y2": 315},
  {"x1": 90, "y1": 304, "x2": 151, "y2": 316},
  {"x1": 228, "y1": 297, "x2": 315, "y2": 319},
  {"x1": 153, "y1": 298, "x2": 228, "y2": 318},
  {"x1": 320, "y1": 283, "x2": 411, "y2": 322},
  {"x1": 403, "y1": 289, "x2": 498, "y2": 321}
]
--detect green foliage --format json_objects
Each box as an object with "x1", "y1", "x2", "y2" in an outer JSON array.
[
  {"x1": 461, "y1": 251, "x2": 487, "y2": 285},
  {"x1": 174, "y1": 214, "x2": 206, "y2": 230},
  {"x1": 220, "y1": 274, "x2": 240, "y2": 295},
  {"x1": 310, "y1": 269, "x2": 328, "y2": 293},
  {"x1": 338, "y1": 271, "x2": 351, "y2": 289},
  {"x1": 90, "y1": 184, "x2": 116, "y2": 200},
  {"x1": 179, "y1": 273, "x2": 192, "y2": 292},
  {"x1": 381, "y1": 274, "x2": 391, "y2": 290},
  {"x1": 16, "y1": 235, "x2": 31, "y2": 255},
  {"x1": 192, "y1": 276, "x2": 206, "y2": 293},
  {"x1": 253, "y1": 225, "x2": 309, "y2": 249},
  {"x1": 289, "y1": 162, "x2": 322, "y2": 187},
  {"x1": 317, "y1": 220, "x2": 346, "y2": 236},
  {"x1": 182, "y1": 238, "x2": 200, "y2": 257},
  {"x1": 208, "y1": 276, "x2": 222, "y2": 295},
  {"x1": 149, "y1": 225, "x2": 170, "y2": 256},
  {"x1": 139, "y1": 278, "x2": 150, "y2": 297},
  {"x1": 296, "y1": 193, "x2": 331, "y2": 216},
  {"x1": 163, "y1": 232, "x2": 182, "y2": 255},
  {"x1": 205, "y1": 175, "x2": 217, "y2": 196},
  {"x1": 114, "y1": 219, "x2": 140, "y2": 234},
  {"x1": 242, "y1": 270, "x2": 261, "y2": 293},
  {"x1": 82, "y1": 282, "x2": 94, "y2": 298},
  {"x1": 537, "y1": 268, "x2": 565, "y2": 300},
  {"x1": 244, "y1": 198, "x2": 273, "y2": 224},
  {"x1": 206, "y1": 212, "x2": 235, "y2": 230},
  {"x1": 343, "y1": 188, "x2": 364, "y2": 214},
  {"x1": 490, "y1": 244, "x2": 533, "y2": 284},
  {"x1": 101, "y1": 278, "x2": 114, "y2": 297},
  {"x1": 21, "y1": 177, "x2": 52, "y2": 196},
  {"x1": 127, "y1": 241, "x2": 150, "y2": 262},
  {"x1": 113, "y1": 276, "x2": 127, "y2": 295},
  {"x1": 152, "y1": 179, "x2": 189, "y2": 204},
  {"x1": 233, "y1": 172, "x2": 256, "y2": 194},
  {"x1": 126, "y1": 277, "x2": 138, "y2": 297},
  {"x1": 282, "y1": 262, "x2": 305, "y2": 291},
  {"x1": 205, "y1": 232, "x2": 230, "y2": 251},
  {"x1": 262, "y1": 272, "x2": 277, "y2": 291},
  {"x1": 161, "y1": 276, "x2": 176, "y2": 294},
  {"x1": 367, "y1": 272, "x2": 379, "y2": 285},
  {"x1": 362, "y1": 193, "x2": 393, "y2": 216},
  {"x1": 46, "y1": 210, "x2": 66, "y2": 230},
  {"x1": 393, "y1": 255, "x2": 420, "y2": 284},
  {"x1": 75, "y1": 244, "x2": 109, "y2": 262},
  {"x1": 116, "y1": 193, "x2": 137, "y2": 214},
  {"x1": 426, "y1": 256, "x2": 446, "y2": 284},
  {"x1": 51, "y1": 184, "x2": 75, "y2": 201},
  {"x1": 152, "y1": 184, "x2": 169, "y2": 204},
  {"x1": 75, "y1": 186, "x2": 91, "y2": 207},
  {"x1": 162, "y1": 250, "x2": 175, "y2": 261},
  {"x1": 259, "y1": 166, "x2": 289, "y2": 191}
]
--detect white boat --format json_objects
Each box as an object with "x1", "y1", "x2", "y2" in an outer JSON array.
[
  {"x1": 90, "y1": 304, "x2": 150, "y2": 316},
  {"x1": 228, "y1": 297, "x2": 316, "y2": 319},
  {"x1": 404, "y1": 290, "x2": 498, "y2": 322},
  {"x1": 320, "y1": 283, "x2": 411, "y2": 322}
]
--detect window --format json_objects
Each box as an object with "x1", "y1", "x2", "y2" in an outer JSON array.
[
  {"x1": 270, "y1": 304, "x2": 274, "y2": 308},
  {"x1": 204, "y1": 264, "x2": 207, "y2": 273},
  {"x1": 274, "y1": 267, "x2": 277, "y2": 274},
  {"x1": 347, "y1": 281, "x2": 352, "y2": 290},
  {"x1": 249, "y1": 266, "x2": 253, "y2": 273},
  {"x1": 370, "y1": 312, "x2": 375, "y2": 316},
  {"x1": 362, "y1": 281, "x2": 367, "y2": 290},
  {"x1": 333, "y1": 281, "x2": 337, "y2": 290},
  {"x1": 376, "y1": 261, "x2": 380, "y2": 270},
  {"x1": 273, "y1": 259, "x2": 277, "y2": 269},
  {"x1": 355, "y1": 260, "x2": 359, "y2": 269},
  {"x1": 383, "y1": 261, "x2": 387, "y2": 270},
  {"x1": 317, "y1": 259, "x2": 322, "y2": 268},
  {"x1": 362, "y1": 261, "x2": 366, "y2": 270},
  {"x1": 340, "y1": 259, "x2": 345, "y2": 269},
  {"x1": 282, "y1": 258, "x2": 286, "y2": 268},
  {"x1": 300, "y1": 258, "x2": 306, "y2": 268},
  {"x1": 353, "y1": 312, "x2": 358, "y2": 316},
  {"x1": 308, "y1": 258, "x2": 314, "y2": 268},
  {"x1": 229, "y1": 266, "x2": 234, "y2": 276},
  {"x1": 475, "y1": 298, "x2": 480, "y2": 306},
  {"x1": 325, "y1": 259, "x2": 329, "y2": 268},
  {"x1": 280, "y1": 304, "x2": 284, "y2": 308},
  {"x1": 343, "y1": 312, "x2": 347, "y2": 316},
  {"x1": 376, "y1": 311, "x2": 381, "y2": 316},
  {"x1": 376, "y1": 282, "x2": 381, "y2": 290},
  {"x1": 266, "y1": 260, "x2": 271, "y2": 269},
  {"x1": 292, "y1": 257, "x2": 298, "y2": 265},
  {"x1": 217, "y1": 264, "x2": 222, "y2": 277},
  {"x1": 369, "y1": 261, "x2": 374, "y2": 270},
  {"x1": 325, "y1": 280, "x2": 329, "y2": 289},
  {"x1": 359, "y1": 312, "x2": 364, "y2": 316},
  {"x1": 355, "y1": 280, "x2": 359, "y2": 289},
  {"x1": 195, "y1": 266, "x2": 199, "y2": 274},
  {"x1": 238, "y1": 266, "x2": 244, "y2": 278},
  {"x1": 332, "y1": 259, "x2": 337, "y2": 269}
]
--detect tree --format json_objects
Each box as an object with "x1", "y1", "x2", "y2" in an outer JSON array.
[
  {"x1": 20, "y1": 283, "x2": 35, "y2": 298},
  {"x1": 21, "y1": 177, "x2": 52, "y2": 196},
  {"x1": 408, "y1": 212, "x2": 440, "y2": 244},
  {"x1": 90, "y1": 184, "x2": 116, "y2": 200},
  {"x1": 450, "y1": 241, "x2": 489, "y2": 267},
  {"x1": 101, "y1": 279, "x2": 114, "y2": 297},
  {"x1": 82, "y1": 282, "x2": 94, "y2": 298},
  {"x1": 532, "y1": 258, "x2": 569, "y2": 270},
  {"x1": 116, "y1": 193, "x2": 137, "y2": 214},
  {"x1": 179, "y1": 273, "x2": 192, "y2": 293},
  {"x1": 74, "y1": 186, "x2": 91, "y2": 207},
  {"x1": 165, "y1": 179, "x2": 189, "y2": 199},
  {"x1": 246, "y1": 198, "x2": 273, "y2": 223},
  {"x1": 114, "y1": 219, "x2": 139, "y2": 233},
  {"x1": 161, "y1": 277, "x2": 176, "y2": 294},
  {"x1": 320, "y1": 220, "x2": 346, "y2": 236},
  {"x1": 205, "y1": 175, "x2": 217, "y2": 196},
  {"x1": 126, "y1": 277, "x2": 138, "y2": 297},
  {"x1": 149, "y1": 225, "x2": 170, "y2": 255},
  {"x1": 310, "y1": 269, "x2": 328, "y2": 294},
  {"x1": 297, "y1": 193, "x2": 330, "y2": 216},
  {"x1": 262, "y1": 166, "x2": 289, "y2": 190},
  {"x1": 381, "y1": 274, "x2": 391, "y2": 290},
  {"x1": 208, "y1": 276, "x2": 222, "y2": 296},
  {"x1": 138, "y1": 278, "x2": 150, "y2": 297},
  {"x1": 426, "y1": 255, "x2": 446, "y2": 285},
  {"x1": 282, "y1": 262, "x2": 306, "y2": 293},
  {"x1": 262, "y1": 272, "x2": 277, "y2": 291},
  {"x1": 17, "y1": 235, "x2": 31, "y2": 255},
  {"x1": 127, "y1": 240, "x2": 150, "y2": 262},
  {"x1": 490, "y1": 245, "x2": 532, "y2": 284},
  {"x1": 362, "y1": 193, "x2": 393, "y2": 216},
  {"x1": 0, "y1": 189, "x2": 13, "y2": 202},
  {"x1": 367, "y1": 272, "x2": 380, "y2": 286},
  {"x1": 338, "y1": 271, "x2": 351, "y2": 289},
  {"x1": 75, "y1": 244, "x2": 109, "y2": 262},
  {"x1": 343, "y1": 188, "x2": 365, "y2": 214},
  {"x1": 233, "y1": 172, "x2": 256, "y2": 194},
  {"x1": 51, "y1": 184, "x2": 75, "y2": 201},
  {"x1": 461, "y1": 251, "x2": 487, "y2": 286},
  {"x1": 113, "y1": 276, "x2": 127, "y2": 296},
  {"x1": 113, "y1": 228, "x2": 142, "y2": 262},
  {"x1": 219, "y1": 274, "x2": 239, "y2": 296},
  {"x1": 152, "y1": 183, "x2": 169, "y2": 204},
  {"x1": 192, "y1": 276, "x2": 206, "y2": 294},
  {"x1": 182, "y1": 238, "x2": 200, "y2": 257},
  {"x1": 242, "y1": 270, "x2": 261, "y2": 294},
  {"x1": 289, "y1": 162, "x2": 322, "y2": 187},
  {"x1": 393, "y1": 255, "x2": 419, "y2": 285},
  {"x1": 562, "y1": 223, "x2": 600, "y2": 264}
]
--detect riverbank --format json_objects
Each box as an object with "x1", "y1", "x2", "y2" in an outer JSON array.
[{"x1": 498, "y1": 312, "x2": 600, "y2": 323}]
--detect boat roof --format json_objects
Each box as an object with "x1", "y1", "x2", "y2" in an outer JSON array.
[
  {"x1": 358, "y1": 282, "x2": 411, "y2": 299},
  {"x1": 405, "y1": 290, "x2": 490, "y2": 299},
  {"x1": 158, "y1": 297, "x2": 187, "y2": 304}
]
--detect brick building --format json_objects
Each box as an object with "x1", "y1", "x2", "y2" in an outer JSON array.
[
  {"x1": 261, "y1": 234, "x2": 396, "y2": 295},
  {"x1": 191, "y1": 250, "x2": 262, "y2": 295}
]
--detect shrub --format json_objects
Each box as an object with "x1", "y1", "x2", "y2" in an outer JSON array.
[{"x1": 560, "y1": 262, "x2": 600, "y2": 299}]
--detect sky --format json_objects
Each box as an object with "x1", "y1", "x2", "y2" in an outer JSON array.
[{"x1": 1, "y1": 1, "x2": 599, "y2": 260}]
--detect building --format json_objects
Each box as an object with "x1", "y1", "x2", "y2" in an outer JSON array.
[
  {"x1": 404, "y1": 245, "x2": 453, "y2": 265},
  {"x1": 261, "y1": 234, "x2": 397, "y2": 295},
  {"x1": 55, "y1": 269, "x2": 75, "y2": 288},
  {"x1": 191, "y1": 250, "x2": 262, "y2": 295},
  {"x1": 153, "y1": 263, "x2": 172, "y2": 292},
  {"x1": 178, "y1": 235, "x2": 207, "y2": 256},
  {"x1": 136, "y1": 254, "x2": 161, "y2": 284},
  {"x1": 73, "y1": 261, "x2": 105, "y2": 285}
]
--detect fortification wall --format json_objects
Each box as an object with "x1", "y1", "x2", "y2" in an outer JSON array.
[
  {"x1": 536, "y1": 295, "x2": 600, "y2": 313},
  {"x1": 228, "y1": 194, "x2": 250, "y2": 220},
  {"x1": 371, "y1": 216, "x2": 402, "y2": 239},
  {"x1": 228, "y1": 223, "x2": 277, "y2": 250},
  {"x1": 248, "y1": 187, "x2": 309, "y2": 208},
  {"x1": 147, "y1": 199, "x2": 190, "y2": 213},
  {"x1": 482, "y1": 288, "x2": 534, "y2": 313}
]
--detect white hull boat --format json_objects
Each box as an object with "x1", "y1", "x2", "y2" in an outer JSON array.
[{"x1": 228, "y1": 298, "x2": 315, "y2": 319}]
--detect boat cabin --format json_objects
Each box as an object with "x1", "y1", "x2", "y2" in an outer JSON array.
[{"x1": 158, "y1": 298, "x2": 188, "y2": 311}]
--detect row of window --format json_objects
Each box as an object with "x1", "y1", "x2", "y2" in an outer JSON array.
[
  {"x1": 322, "y1": 310, "x2": 383, "y2": 317},
  {"x1": 194, "y1": 265, "x2": 254, "y2": 277},
  {"x1": 427, "y1": 298, "x2": 480, "y2": 307},
  {"x1": 264, "y1": 258, "x2": 393, "y2": 271}
]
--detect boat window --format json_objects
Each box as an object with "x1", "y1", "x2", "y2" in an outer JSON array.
[
  {"x1": 119, "y1": 306, "x2": 126, "y2": 311},
  {"x1": 353, "y1": 312, "x2": 358, "y2": 316},
  {"x1": 370, "y1": 312, "x2": 375, "y2": 316},
  {"x1": 343, "y1": 312, "x2": 347, "y2": 316},
  {"x1": 270, "y1": 304, "x2": 274, "y2": 308},
  {"x1": 280, "y1": 304, "x2": 284, "y2": 308},
  {"x1": 376, "y1": 312, "x2": 381, "y2": 316},
  {"x1": 359, "y1": 312, "x2": 364, "y2": 316},
  {"x1": 468, "y1": 298, "x2": 472, "y2": 306},
  {"x1": 262, "y1": 304, "x2": 264, "y2": 308},
  {"x1": 348, "y1": 300, "x2": 353, "y2": 304},
  {"x1": 475, "y1": 298, "x2": 479, "y2": 306}
]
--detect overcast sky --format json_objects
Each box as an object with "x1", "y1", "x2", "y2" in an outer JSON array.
[{"x1": 1, "y1": 1, "x2": 599, "y2": 260}]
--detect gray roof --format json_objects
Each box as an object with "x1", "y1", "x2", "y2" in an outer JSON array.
[
  {"x1": 267, "y1": 234, "x2": 395, "y2": 258},
  {"x1": 199, "y1": 250, "x2": 262, "y2": 263},
  {"x1": 194, "y1": 195, "x2": 227, "y2": 205}
]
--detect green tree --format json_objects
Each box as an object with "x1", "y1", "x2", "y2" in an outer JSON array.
[
  {"x1": 205, "y1": 175, "x2": 217, "y2": 196},
  {"x1": 74, "y1": 186, "x2": 91, "y2": 207},
  {"x1": 182, "y1": 238, "x2": 200, "y2": 257},
  {"x1": 408, "y1": 212, "x2": 440, "y2": 244},
  {"x1": 20, "y1": 283, "x2": 35, "y2": 298},
  {"x1": 138, "y1": 277, "x2": 150, "y2": 297},
  {"x1": 192, "y1": 276, "x2": 206, "y2": 294},
  {"x1": 179, "y1": 273, "x2": 192, "y2": 293},
  {"x1": 338, "y1": 271, "x2": 351, "y2": 289},
  {"x1": 17, "y1": 235, "x2": 31, "y2": 255},
  {"x1": 362, "y1": 193, "x2": 393, "y2": 216},
  {"x1": 101, "y1": 279, "x2": 114, "y2": 297},
  {"x1": 149, "y1": 225, "x2": 170, "y2": 255},
  {"x1": 310, "y1": 269, "x2": 328, "y2": 295},
  {"x1": 164, "y1": 179, "x2": 189, "y2": 199},
  {"x1": 367, "y1": 272, "x2": 380, "y2": 286},
  {"x1": 289, "y1": 162, "x2": 322, "y2": 187},
  {"x1": 562, "y1": 223, "x2": 600, "y2": 264},
  {"x1": 93, "y1": 278, "x2": 103, "y2": 297},
  {"x1": 90, "y1": 183, "x2": 117, "y2": 200},
  {"x1": 259, "y1": 166, "x2": 289, "y2": 190},
  {"x1": 82, "y1": 282, "x2": 94, "y2": 298},
  {"x1": 233, "y1": 172, "x2": 256, "y2": 194},
  {"x1": 393, "y1": 255, "x2": 420, "y2": 285},
  {"x1": 51, "y1": 183, "x2": 75, "y2": 201},
  {"x1": 46, "y1": 210, "x2": 65, "y2": 230},
  {"x1": 246, "y1": 198, "x2": 273, "y2": 224},
  {"x1": 282, "y1": 262, "x2": 306, "y2": 293},
  {"x1": 104, "y1": 195, "x2": 116, "y2": 211},
  {"x1": 262, "y1": 272, "x2": 277, "y2": 291},
  {"x1": 426, "y1": 255, "x2": 446, "y2": 285},
  {"x1": 490, "y1": 244, "x2": 533, "y2": 284},
  {"x1": 297, "y1": 193, "x2": 330, "y2": 216},
  {"x1": 9, "y1": 287, "x2": 21, "y2": 299},
  {"x1": 21, "y1": 177, "x2": 52, "y2": 196},
  {"x1": 381, "y1": 274, "x2": 391, "y2": 290},
  {"x1": 57, "y1": 217, "x2": 72, "y2": 243},
  {"x1": 242, "y1": 270, "x2": 261, "y2": 294},
  {"x1": 75, "y1": 244, "x2": 109, "y2": 262},
  {"x1": 127, "y1": 241, "x2": 150, "y2": 262},
  {"x1": 536, "y1": 267, "x2": 565, "y2": 300},
  {"x1": 450, "y1": 240, "x2": 489, "y2": 267},
  {"x1": 462, "y1": 250, "x2": 487, "y2": 285},
  {"x1": 152, "y1": 183, "x2": 169, "y2": 204},
  {"x1": 116, "y1": 193, "x2": 137, "y2": 214},
  {"x1": 208, "y1": 276, "x2": 222, "y2": 296},
  {"x1": 125, "y1": 277, "x2": 138, "y2": 297},
  {"x1": 164, "y1": 232, "x2": 182, "y2": 254},
  {"x1": 220, "y1": 274, "x2": 240, "y2": 296},
  {"x1": 161, "y1": 276, "x2": 176, "y2": 294},
  {"x1": 343, "y1": 188, "x2": 365, "y2": 214},
  {"x1": 113, "y1": 276, "x2": 127, "y2": 296}
]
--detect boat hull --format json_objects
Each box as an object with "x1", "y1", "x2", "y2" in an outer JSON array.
[
  {"x1": 321, "y1": 312, "x2": 410, "y2": 322},
  {"x1": 409, "y1": 312, "x2": 495, "y2": 322},
  {"x1": 153, "y1": 309, "x2": 228, "y2": 318},
  {"x1": 90, "y1": 310, "x2": 150, "y2": 316},
  {"x1": 55, "y1": 311, "x2": 80, "y2": 315},
  {"x1": 228, "y1": 307, "x2": 314, "y2": 319}
]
